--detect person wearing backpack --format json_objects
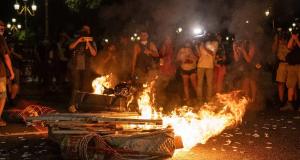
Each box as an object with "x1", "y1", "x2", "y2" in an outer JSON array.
[
  {"x1": 281, "y1": 32, "x2": 300, "y2": 111},
  {"x1": 272, "y1": 34, "x2": 292, "y2": 108}
]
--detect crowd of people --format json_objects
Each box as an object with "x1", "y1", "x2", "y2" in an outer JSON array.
[{"x1": 2, "y1": 19, "x2": 300, "y2": 126}]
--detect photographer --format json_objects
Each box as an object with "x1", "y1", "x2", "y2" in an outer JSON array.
[
  {"x1": 272, "y1": 33, "x2": 291, "y2": 108},
  {"x1": 280, "y1": 29, "x2": 300, "y2": 111},
  {"x1": 196, "y1": 35, "x2": 218, "y2": 103},
  {"x1": 233, "y1": 37, "x2": 260, "y2": 103},
  {"x1": 69, "y1": 25, "x2": 97, "y2": 112}
]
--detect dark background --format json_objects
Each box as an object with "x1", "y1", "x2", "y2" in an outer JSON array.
[{"x1": 0, "y1": 0, "x2": 300, "y2": 43}]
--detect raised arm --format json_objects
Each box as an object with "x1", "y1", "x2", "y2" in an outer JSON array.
[{"x1": 272, "y1": 35, "x2": 278, "y2": 54}]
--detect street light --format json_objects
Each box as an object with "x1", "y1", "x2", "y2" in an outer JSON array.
[
  {"x1": 14, "y1": 0, "x2": 37, "y2": 30},
  {"x1": 17, "y1": 24, "x2": 22, "y2": 29},
  {"x1": 292, "y1": 23, "x2": 296, "y2": 27},
  {"x1": 12, "y1": 18, "x2": 16, "y2": 23},
  {"x1": 289, "y1": 28, "x2": 293, "y2": 32},
  {"x1": 265, "y1": 10, "x2": 270, "y2": 16},
  {"x1": 246, "y1": 21, "x2": 249, "y2": 24},
  {"x1": 104, "y1": 39, "x2": 108, "y2": 43},
  {"x1": 7, "y1": 23, "x2": 11, "y2": 29},
  {"x1": 226, "y1": 37, "x2": 229, "y2": 41}
]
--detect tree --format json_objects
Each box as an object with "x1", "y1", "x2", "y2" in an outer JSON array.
[{"x1": 65, "y1": 0, "x2": 102, "y2": 12}]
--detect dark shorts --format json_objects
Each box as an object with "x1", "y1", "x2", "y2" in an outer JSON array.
[{"x1": 180, "y1": 68, "x2": 197, "y2": 76}]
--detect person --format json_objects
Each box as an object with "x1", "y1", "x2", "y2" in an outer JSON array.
[
  {"x1": 177, "y1": 42, "x2": 198, "y2": 104},
  {"x1": 233, "y1": 37, "x2": 260, "y2": 103},
  {"x1": 37, "y1": 37, "x2": 50, "y2": 86},
  {"x1": 69, "y1": 26, "x2": 97, "y2": 112},
  {"x1": 196, "y1": 36, "x2": 218, "y2": 103},
  {"x1": 118, "y1": 36, "x2": 133, "y2": 83},
  {"x1": 156, "y1": 36, "x2": 176, "y2": 107},
  {"x1": 99, "y1": 43, "x2": 119, "y2": 86},
  {"x1": 213, "y1": 34, "x2": 227, "y2": 94},
  {"x1": 132, "y1": 31, "x2": 159, "y2": 85},
  {"x1": 7, "y1": 40, "x2": 22, "y2": 94},
  {"x1": 281, "y1": 32, "x2": 300, "y2": 111},
  {"x1": 272, "y1": 34, "x2": 291, "y2": 108},
  {"x1": 0, "y1": 20, "x2": 15, "y2": 126},
  {"x1": 45, "y1": 42, "x2": 60, "y2": 90},
  {"x1": 57, "y1": 33, "x2": 71, "y2": 84}
]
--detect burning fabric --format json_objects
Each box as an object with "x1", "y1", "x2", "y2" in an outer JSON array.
[{"x1": 92, "y1": 74, "x2": 112, "y2": 95}]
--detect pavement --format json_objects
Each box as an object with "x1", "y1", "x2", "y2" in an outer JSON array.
[{"x1": 0, "y1": 72, "x2": 300, "y2": 160}]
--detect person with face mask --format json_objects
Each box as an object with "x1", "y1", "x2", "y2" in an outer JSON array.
[
  {"x1": 68, "y1": 25, "x2": 97, "y2": 112},
  {"x1": 0, "y1": 20, "x2": 15, "y2": 126}
]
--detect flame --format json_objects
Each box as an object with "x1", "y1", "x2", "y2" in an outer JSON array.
[
  {"x1": 92, "y1": 74, "x2": 112, "y2": 95},
  {"x1": 138, "y1": 82, "x2": 160, "y2": 119},
  {"x1": 163, "y1": 91, "x2": 247, "y2": 151},
  {"x1": 137, "y1": 81, "x2": 247, "y2": 152}
]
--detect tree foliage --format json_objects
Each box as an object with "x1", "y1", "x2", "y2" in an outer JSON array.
[{"x1": 65, "y1": 0, "x2": 102, "y2": 12}]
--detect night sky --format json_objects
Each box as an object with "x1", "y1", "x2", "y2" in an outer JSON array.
[{"x1": 0, "y1": 0, "x2": 300, "y2": 42}]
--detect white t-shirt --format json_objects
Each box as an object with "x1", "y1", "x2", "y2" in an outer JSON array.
[
  {"x1": 197, "y1": 41, "x2": 218, "y2": 69},
  {"x1": 178, "y1": 48, "x2": 197, "y2": 70}
]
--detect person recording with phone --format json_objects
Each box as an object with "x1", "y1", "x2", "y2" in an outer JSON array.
[
  {"x1": 177, "y1": 42, "x2": 198, "y2": 104},
  {"x1": 68, "y1": 25, "x2": 97, "y2": 113},
  {"x1": 196, "y1": 34, "x2": 218, "y2": 103},
  {"x1": 233, "y1": 36, "x2": 260, "y2": 103}
]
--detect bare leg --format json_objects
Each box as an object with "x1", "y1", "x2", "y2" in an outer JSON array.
[
  {"x1": 0, "y1": 98, "x2": 6, "y2": 118},
  {"x1": 250, "y1": 80, "x2": 257, "y2": 102},
  {"x1": 11, "y1": 84, "x2": 18, "y2": 99},
  {"x1": 288, "y1": 87, "x2": 294, "y2": 101},
  {"x1": 294, "y1": 87, "x2": 297, "y2": 101},
  {"x1": 243, "y1": 78, "x2": 250, "y2": 99},
  {"x1": 278, "y1": 82, "x2": 285, "y2": 102},
  {"x1": 182, "y1": 75, "x2": 190, "y2": 101},
  {"x1": 190, "y1": 73, "x2": 198, "y2": 94}
]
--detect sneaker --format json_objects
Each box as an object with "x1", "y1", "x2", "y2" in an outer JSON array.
[
  {"x1": 69, "y1": 105, "x2": 77, "y2": 113},
  {"x1": 280, "y1": 101, "x2": 294, "y2": 111},
  {"x1": 0, "y1": 118, "x2": 6, "y2": 126}
]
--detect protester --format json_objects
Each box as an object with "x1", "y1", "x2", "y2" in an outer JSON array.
[
  {"x1": 45, "y1": 42, "x2": 60, "y2": 90},
  {"x1": 99, "y1": 43, "x2": 119, "y2": 86},
  {"x1": 69, "y1": 26, "x2": 97, "y2": 112},
  {"x1": 272, "y1": 34, "x2": 291, "y2": 108},
  {"x1": 177, "y1": 42, "x2": 198, "y2": 104},
  {"x1": 7, "y1": 40, "x2": 22, "y2": 94},
  {"x1": 213, "y1": 34, "x2": 227, "y2": 94},
  {"x1": 196, "y1": 35, "x2": 218, "y2": 103},
  {"x1": 57, "y1": 33, "x2": 71, "y2": 84},
  {"x1": 118, "y1": 36, "x2": 133, "y2": 83},
  {"x1": 156, "y1": 36, "x2": 176, "y2": 107},
  {"x1": 280, "y1": 32, "x2": 300, "y2": 111},
  {"x1": 0, "y1": 20, "x2": 15, "y2": 126},
  {"x1": 132, "y1": 30, "x2": 159, "y2": 84},
  {"x1": 233, "y1": 36, "x2": 260, "y2": 103}
]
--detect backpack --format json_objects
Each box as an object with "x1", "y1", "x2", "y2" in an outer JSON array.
[{"x1": 285, "y1": 48, "x2": 300, "y2": 66}]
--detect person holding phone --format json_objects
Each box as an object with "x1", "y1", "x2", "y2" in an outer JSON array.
[
  {"x1": 177, "y1": 42, "x2": 198, "y2": 104},
  {"x1": 196, "y1": 36, "x2": 218, "y2": 103}
]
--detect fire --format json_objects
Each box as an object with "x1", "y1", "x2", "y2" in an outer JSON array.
[
  {"x1": 137, "y1": 81, "x2": 247, "y2": 152},
  {"x1": 92, "y1": 74, "x2": 112, "y2": 95},
  {"x1": 138, "y1": 82, "x2": 160, "y2": 119},
  {"x1": 163, "y1": 91, "x2": 247, "y2": 151}
]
